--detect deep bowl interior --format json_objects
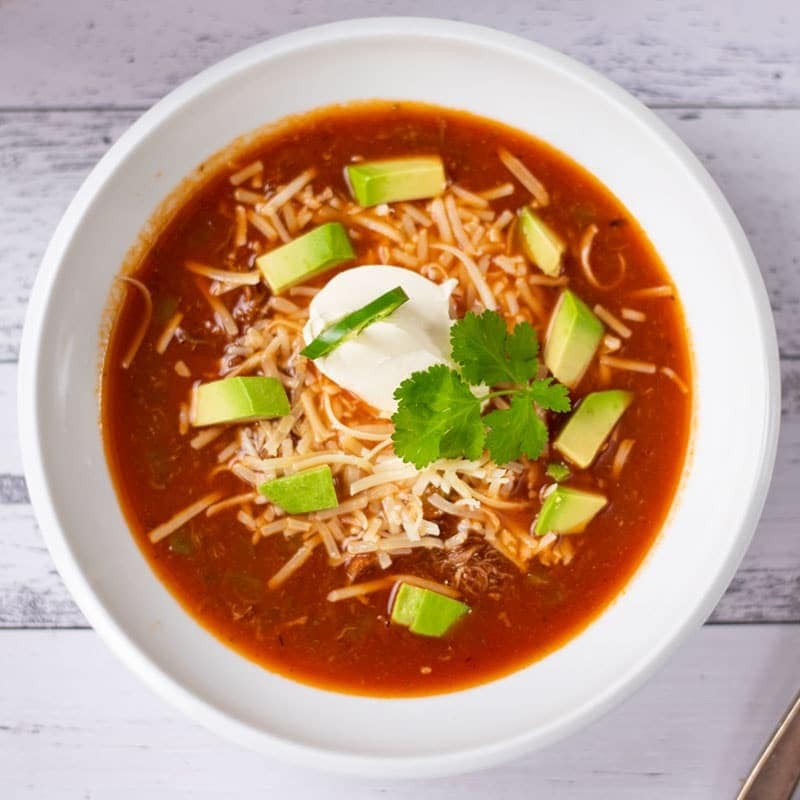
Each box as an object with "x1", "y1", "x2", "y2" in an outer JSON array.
[{"x1": 18, "y1": 19, "x2": 779, "y2": 777}]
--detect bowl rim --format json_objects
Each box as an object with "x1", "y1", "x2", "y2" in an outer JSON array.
[{"x1": 17, "y1": 16, "x2": 781, "y2": 777}]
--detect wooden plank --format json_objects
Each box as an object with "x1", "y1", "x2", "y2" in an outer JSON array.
[
  {"x1": 0, "y1": 0, "x2": 798, "y2": 108},
  {"x1": 0, "y1": 110, "x2": 137, "y2": 362},
  {"x1": 0, "y1": 625, "x2": 798, "y2": 797},
  {"x1": 659, "y1": 108, "x2": 800, "y2": 359},
  {"x1": 0, "y1": 505, "x2": 83, "y2": 627},
  {"x1": 0, "y1": 361, "x2": 20, "y2": 476},
  {"x1": 2, "y1": 107, "x2": 799, "y2": 364},
  {"x1": 1, "y1": 356, "x2": 798, "y2": 627}
]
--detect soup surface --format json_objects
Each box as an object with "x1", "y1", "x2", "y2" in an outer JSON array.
[{"x1": 102, "y1": 102, "x2": 692, "y2": 696}]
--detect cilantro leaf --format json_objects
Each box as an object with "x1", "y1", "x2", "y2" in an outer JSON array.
[
  {"x1": 528, "y1": 377, "x2": 571, "y2": 413},
  {"x1": 392, "y1": 364, "x2": 485, "y2": 468},
  {"x1": 483, "y1": 395, "x2": 548, "y2": 464},
  {"x1": 451, "y1": 311, "x2": 539, "y2": 386},
  {"x1": 505, "y1": 320, "x2": 540, "y2": 384},
  {"x1": 392, "y1": 310, "x2": 572, "y2": 468},
  {"x1": 451, "y1": 311, "x2": 510, "y2": 385}
]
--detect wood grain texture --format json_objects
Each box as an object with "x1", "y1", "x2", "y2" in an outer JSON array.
[
  {"x1": 0, "y1": 355, "x2": 797, "y2": 627},
  {"x1": 0, "y1": 110, "x2": 135, "y2": 362},
  {"x1": 1, "y1": 107, "x2": 800, "y2": 364},
  {"x1": 1, "y1": 625, "x2": 798, "y2": 798},
  {"x1": 1, "y1": 0, "x2": 799, "y2": 109}
]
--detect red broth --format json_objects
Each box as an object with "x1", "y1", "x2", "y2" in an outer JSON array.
[{"x1": 102, "y1": 102, "x2": 692, "y2": 696}]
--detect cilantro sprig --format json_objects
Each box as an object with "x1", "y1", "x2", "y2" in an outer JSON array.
[{"x1": 391, "y1": 311, "x2": 571, "y2": 468}]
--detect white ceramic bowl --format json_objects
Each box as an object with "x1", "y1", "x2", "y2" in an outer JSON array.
[{"x1": 18, "y1": 18, "x2": 780, "y2": 778}]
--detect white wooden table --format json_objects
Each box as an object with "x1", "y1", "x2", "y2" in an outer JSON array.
[{"x1": 2, "y1": 2, "x2": 799, "y2": 796}]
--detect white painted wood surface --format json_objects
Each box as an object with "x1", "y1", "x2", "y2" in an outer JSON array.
[{"x1": 2, "y1": 2, "x2": 799, "y2": 796}]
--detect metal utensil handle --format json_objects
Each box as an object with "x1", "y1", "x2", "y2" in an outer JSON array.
[{"x1": 737, "y1": 692, "x2": 800, "y2": 800}]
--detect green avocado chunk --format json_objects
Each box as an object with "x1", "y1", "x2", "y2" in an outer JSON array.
[
  {"x1": 256, "y1": 222, "x2": 354, "y2": 294},
  {"x1": 545, "y1": 461, "x2": 571, "y2": 482},
  {"x1": 391, "y1": 583, "x2": 470, "y2": 637},
  {"x1": 544, "y1": 289, "x2": 604, "y2": 388},
  {"x1": 258, "y1": 465, "x2": 339, "y2": 515},
  {"x1": 518, "y1": 207, "x2": 565, "y2": 276},
  {"x1": 535, "y1": 486, "x2": 607, "y2": 536},
  {"x1": 346, "y1": 157, "x2": 446, "y2": 207},
  {"x1": 391, "y1": 582, "x2": 426, "y2": 627},
  {"x1": 193, "y1": 376, "x2": 290, "y2": 427},
  {"x1": 555, "y1": 390, "x2": 634, "y2": 468}
]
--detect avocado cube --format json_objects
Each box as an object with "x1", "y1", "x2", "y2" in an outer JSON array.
[
  {"x1": 410, "y1": 589, "x2": 470, "y2": 637},
  {"x1": 390, "y1": 583, "x2": 469, "y2": 637},
  {"x1": 256, "y1": 222, "x2": 354, "y2": 294},
  {"x1": 391, "y1": 582, "x2": 426, "y2": 627},
  {"x1": 555, "y1": 390, "x2": 633, "y2": 468},
  {"x1": 193, "y1": 376, "x2": 290, "y2": 427},
  {"x1": 545, "y1": 461, "x2": 571, "y2": 482},
  {"x1": 519, "y1": 207, "x2": 565, "y2": 276},
  {"x1": 258, "y1": 465, "x2": 339, "y2": 514},
  {"x1": 346, "y1": 157, "x2": 446, "y2": 207},
  {"x1": 535, "y1": 486, "x2": 607, "y2": 536},
  {"x1": 544, "y1": 289, "x2": 604, "y2": 388}
]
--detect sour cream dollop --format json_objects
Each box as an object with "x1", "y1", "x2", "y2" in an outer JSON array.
[{"x1": 303, "y1": 265, "x2": 455, "y2": 414}]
